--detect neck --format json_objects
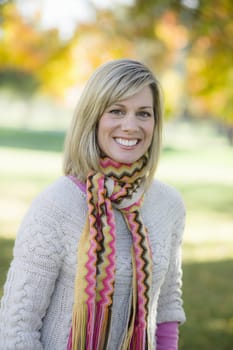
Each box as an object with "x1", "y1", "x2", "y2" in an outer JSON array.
[{"x1": 99, "y1": 153, "x2": 149, "y2": 184}]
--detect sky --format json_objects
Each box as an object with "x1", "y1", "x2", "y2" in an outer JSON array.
[
  {"x1": 15, "y1": 0, "x2": 199, "y2": 40},
  {"x1": 16, "y1": 0, "x2": 134, "y2": 39}
]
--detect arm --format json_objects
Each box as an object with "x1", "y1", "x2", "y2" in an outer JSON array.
[
  {"x1": 156, "y1": 196, "x2": 186, "y2": 326},
  {"x1": 0, "y1": 197, "x2": 64, "y2": 349},
  {"x1": 156, "y1": 322, "x2": 179, "y2": 350}
]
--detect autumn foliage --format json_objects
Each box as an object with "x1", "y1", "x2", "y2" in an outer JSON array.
[{"x1": 0, "y1": 0, "x2": 232, "y2": 127}]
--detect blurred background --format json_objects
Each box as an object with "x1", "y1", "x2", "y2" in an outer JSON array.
[{"x1": 0, "y1": 0, "x2": 232, "y2": 348}]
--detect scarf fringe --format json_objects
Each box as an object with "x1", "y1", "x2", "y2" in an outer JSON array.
[
  {"x1": 69, "y1": 304, "x2": 88, "y2": 350},
  {"x1": 93, "y1": 304, "x2": 111, "y2": 349},
  {"x1": 68, "y1": 303, "x2": 112, "y2": 350}
]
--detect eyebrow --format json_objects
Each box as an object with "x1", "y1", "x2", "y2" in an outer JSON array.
[
  {"x1": 138, "y1": 106, "x2": 154, "y2": 110},
  {"x1": 110, "y1": 103, "x2": 153, "y2": 109}
]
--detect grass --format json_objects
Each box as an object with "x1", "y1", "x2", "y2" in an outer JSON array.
[
  {"x1": 0, "y1": 127, "x2": 65, "y2": 152},
  {"x1": 181, "y1": 260, "x2": 233, "y2": 350},
  {"x1": 0, "y1": 119, "x2": 233, "y2": 349},
  {"x1": 0, "y1": 237, "x2": 14, "y2": 297}
]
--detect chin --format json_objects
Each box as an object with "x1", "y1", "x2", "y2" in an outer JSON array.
[{"x1": 112, "y1": 156, "x2": 140, "y2": 164}]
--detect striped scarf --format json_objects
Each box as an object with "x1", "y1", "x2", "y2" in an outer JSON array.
[{"x1": 67, "y1": 154, "x2": 153, "y2": 350}]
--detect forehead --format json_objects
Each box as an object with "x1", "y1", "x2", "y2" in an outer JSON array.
[{"x1": 112, "y1": 86, "x2": 153, "y2": 106}]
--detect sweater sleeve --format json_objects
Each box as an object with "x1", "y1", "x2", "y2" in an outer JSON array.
[
  {"x1": 156, "y1": 195, "x2": 186, "y2": 325},
  {"x1": 0, "y1": 196, "x2": 64, "y2": 350},
  {"x1": 156, "y1": 322, "x2": 179, "y2": 350}
]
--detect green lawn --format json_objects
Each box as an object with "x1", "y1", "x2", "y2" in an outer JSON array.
[
  {"x1": 181, "y1": 259, "x2": 233, "y2": 350},
  {"x1": 0, "y1": 120, "x2": 233, "y2": 349}
]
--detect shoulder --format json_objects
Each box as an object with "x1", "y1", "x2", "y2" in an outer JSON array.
[
  {"x1": 142, "y1": 180, "x2": 186, "y2": 245},
  {"x1": 143, "y1": 179, "x2": 186, "y2": 219},
  {"x1": 37, "y1": 175, "x2": 85, "y2": 204},
  {"x1": 26, "y1": 176, "x2": 87, "y2": 222},
  {"x1": 14, "y1": 176, "x2": 87, "y2": 251}
]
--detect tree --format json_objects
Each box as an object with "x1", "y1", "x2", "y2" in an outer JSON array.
[
  {"x1": 1, "y1": 0, "x2": 232, "y2": 138},
  {"x1": 0, "y1": 2, "x2": 79, "y2": 98},
  {"x1": 127, "y1": 0, "x2": 233, "y2": 131}
]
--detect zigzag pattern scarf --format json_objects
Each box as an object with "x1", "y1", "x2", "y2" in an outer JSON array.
[{"x1": 67, "y1": 154, "x2": 153, "y2": 350}]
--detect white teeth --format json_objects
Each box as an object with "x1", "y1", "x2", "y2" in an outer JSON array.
[{"x1": 115, "y1": 138, "x2": 138, "y2": 146}]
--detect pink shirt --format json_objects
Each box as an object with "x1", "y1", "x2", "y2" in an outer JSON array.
[{"x1": 156, "y1": 322, "x2": 179, "y2": 349}]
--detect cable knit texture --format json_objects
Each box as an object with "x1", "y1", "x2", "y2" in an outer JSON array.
[{"x1": 0, "y1": 176, "x2": 186, "y2": 350}]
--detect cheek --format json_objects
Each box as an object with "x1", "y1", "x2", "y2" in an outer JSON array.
[
  {"x1": 97, "y1": 115, "x2": 116, "y2": 139},
  {"x1": 146, "y1": 120, "x2": 155, "y2": 144},
  {"x1": 97, "y1": 117, "x2": 111, "y2": 150}
]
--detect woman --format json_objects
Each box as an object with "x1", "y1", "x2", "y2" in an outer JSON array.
[{"x1": 0, "y1": 59, "x2": 186, "y2": 349}]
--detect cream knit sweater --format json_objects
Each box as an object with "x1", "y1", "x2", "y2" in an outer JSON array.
[{"x1": 0, "y1": 176, "x2": 186, "y2": 349}]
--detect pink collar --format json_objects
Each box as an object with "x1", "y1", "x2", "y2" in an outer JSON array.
[{"x1": 68, "y1": 175, "x2": 86, "y2": 193}]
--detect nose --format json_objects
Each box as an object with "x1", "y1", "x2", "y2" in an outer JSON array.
[{"x1": 121, "y1": 114, "x2": 139, "y2": 132}]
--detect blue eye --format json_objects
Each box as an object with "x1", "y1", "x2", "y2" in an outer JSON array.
[
  {"x1": 109, "y1": 109, "x2": 124, "y2": 115},
  {"x1": 138, "y1": 111, "x2": 151, "y2": 118}
]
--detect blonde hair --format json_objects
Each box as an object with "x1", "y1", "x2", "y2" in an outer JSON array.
[{"x1": 63, "y1": 59, "x2": 163, "y2": 188}]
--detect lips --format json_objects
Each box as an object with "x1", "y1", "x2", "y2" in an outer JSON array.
[{"x1": 115, "y1": 138, "x2": 139, "y2": 147}]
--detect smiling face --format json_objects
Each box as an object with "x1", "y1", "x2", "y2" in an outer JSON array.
[{"x1": 97, "y1": 85, "x2": 155, "y2": 164}]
